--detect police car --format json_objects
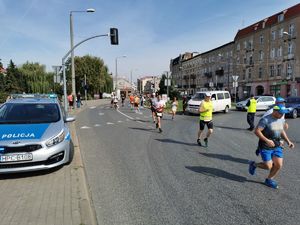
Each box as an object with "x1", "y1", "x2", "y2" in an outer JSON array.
[{"x1": 0, "y1": 94, "x2": 75, "y2": 173}]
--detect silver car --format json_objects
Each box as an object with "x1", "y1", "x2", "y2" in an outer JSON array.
[
  {"x1": 236, "y1": 96, "x2": 276, "y2": 111},
  {"x1": 0, "y1": 94, "x2": 75, "y2": 173}
]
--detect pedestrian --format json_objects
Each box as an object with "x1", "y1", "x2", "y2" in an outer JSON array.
[
  {"x1": 197, "y1": 92, "x2": 213, "y2": 147},
  {"x1": 76, "y1": 92, "x2": 82, "y2": 108},
  {"x1": 255, "y1": 97, "x2": 289, "y2": 156},
  {"x1": 140, "y1": 95, "x2": 145, "y2": 108},
  {"x1": 134, "y1": 95, "x2": 140, "y2": 113},
  {"x1": 149, "y1": 93, "x2": 157, "y2": 123},
  {"x1": 154, "y1": 95, "x2": 165, "y2": 133},
  {"x1": 249, "y1": 105, "x2": 295, "y2": 189},
  {"x1": 171, "y1": 97, "x2": 178, "y2": 120},
  {"x1": 67, "y1": 93, "x2": 74, "y2": 111},
  {"x1": 121, "y1": 94, "x2": 125, "y2": 107},
  {"x1": 129, "y1": 94, "x2": 135, "y2": 109},
  {"x1": 246, "y1": 94, "x2": 257, "y2": 131}
]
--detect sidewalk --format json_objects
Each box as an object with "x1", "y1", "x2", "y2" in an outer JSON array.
[{"x1": 0, "y1": 99, "x2": 108, "y2": 225}]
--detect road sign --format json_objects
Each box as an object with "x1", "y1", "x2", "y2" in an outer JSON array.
[
  {"x1": 232, "y1": 82, "x2": 238, "y2": 88},
  {"x1": 232, "y1": 75, "x2": 239, "y2": 82},
  {"x1": 209, "y1": 82, "x2": 214, "y2": 87},
  {"x1": 164, "y1": 79, "x2": 171, "y2": 86}
]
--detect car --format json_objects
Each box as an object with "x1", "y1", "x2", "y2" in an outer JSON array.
[
  {"x1": 0, "y1": 94, "x2": 75, "y2": 174},
  {"x1": 285, "y1": 96, "x2": 300, "y2": 119},
  {"x1": 102, "y1": 92, "x2": 112, "y2": 98},
  {"x1": 236, "y1": 96, "x2": 276, "y2": 111}
]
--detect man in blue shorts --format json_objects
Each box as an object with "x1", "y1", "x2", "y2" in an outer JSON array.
[{"x1": 248, "y1": 105, "x2": 295, "y2": 189}]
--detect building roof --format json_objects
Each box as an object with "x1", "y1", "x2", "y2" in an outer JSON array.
[
  {"x1": 0, "y1": 67, "x2": 6, "y2": 74},
  {"x1": 234, "y1": 3, "x2": 300, "y2": 40}
]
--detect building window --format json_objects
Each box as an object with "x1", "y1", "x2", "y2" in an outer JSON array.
[
  {"x1": 289, "y1": 24, "x2": 295, "y2": 36},
  {"x1": 243, "y1": 70, "x2": 246, "y2": 80},
  {"x1": 259, "y1": 35, "x2": 264, "y2": 44},
  {"x1": 277, "y1": 46, "x2": 282, "y2": 57},
  {"x1": 270, "y1": 48, "x2": 276, "y2": 58},
  {"x1": 259, "y1": 50, "x2": 264, "y2": 60},
  {"x1": 277, "y1": 65, "x2": 281, "y2": 77},
  {"x1": 279, "y1": 28, "x2": 284, "y2": 38},
  {"x1": 244, "y1": 41, "x2": 247, "y2": 49},
  {"x1": 278, "y1": 13, "x2": 284, "y2": 22},
  {"x1": 237, "y1": 43, "x2": 240, "y2": 51},
  {"x1": 259, "y1": 67, "x2": 263, "y2": 78},
  {"x1": 271, "y1": 30, "x2": 276, "y2": 40},
  {"x1": 270, "y1": 65, "x2": 275, "y2": 77},
  {"x1": 287, "y1": 63, "x2": 293, "y2": 78},
  {"x1": 288, "y1": 42, "x2": 293, "y2": 54},
  {"x1": 248, "y1": 68, "x2": 252, "y2": 79}
]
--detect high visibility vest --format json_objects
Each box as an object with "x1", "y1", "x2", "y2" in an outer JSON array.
[
  {"x1": 200, "y1": 101, "x2": 213, "y2": 121},
  {"x1": 247, "y1": 98, "x2": 257, "y2": 113}
]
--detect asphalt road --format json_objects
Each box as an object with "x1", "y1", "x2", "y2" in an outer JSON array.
[{"x1": 76, "y1": 102, "x2": 300, "y2": 225}]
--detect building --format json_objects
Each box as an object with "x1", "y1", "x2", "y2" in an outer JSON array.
[
  {"x1": 113, "y1": 76, "x2": 134, "y2": 97},
  {"x1": 138, "y1": 76, "x2": 161, "y2": 94},
  {"x1": 170, "y1": 3, "x2": 300, "y2": 99}
]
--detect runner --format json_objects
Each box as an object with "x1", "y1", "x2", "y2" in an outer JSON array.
[
  {"x1": 197, "y1": 92, "x2": 213, "y2": 147},
  {"x1": 121, "y1": 94, "x2": 126, "y2": 107},
  {"x1": 249, "y1": 105, "x2": 295, "y2": 189},
  {"x1": 154, "y1": 95, "x2": 165, "y2": 133},
  {"x1": 246, "y1": 94, "x2": 257, "y2": 131},
  {"x1": 134, "y1": 95, "x2": 140, "y2": 113},
  {"x1": 129, "y1": 94, "x2": 135, "y2": 110},
  {"x1": 149, "y1": 93, "x2": 157, "y2": 123},
  {"x1": 171, "y1": 97, "x2": 178, "y2": 120}
]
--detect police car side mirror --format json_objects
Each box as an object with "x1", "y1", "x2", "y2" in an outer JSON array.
[{"x1": 65, "y1": 116, "x2": 76, "y2": 123}]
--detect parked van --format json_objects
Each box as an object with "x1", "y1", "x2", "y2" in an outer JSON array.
[{"x1": 186, "y1": 91, "x2": 231, "y2": 114}]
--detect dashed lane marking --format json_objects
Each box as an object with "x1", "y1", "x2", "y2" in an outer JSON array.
[
  {"x1": 98, "y1": 113, "x2": 104, "y2": 115},
  {"x1": 89, "y1": 106, "x2": 96, "y2": 109},
  {"x1": 106, "y1": 122, "x2": 114, "y2": 125},
  {"x1": 94, "y1": 124, "x2": 101, "y2": 127},
  {"x1": 80, "y1": 126, "x2": 91, "y2": 129}
]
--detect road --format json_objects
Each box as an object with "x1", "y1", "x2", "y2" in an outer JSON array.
[{"x1": 76, "y1": 102, "x2": 300, "y2": 225}]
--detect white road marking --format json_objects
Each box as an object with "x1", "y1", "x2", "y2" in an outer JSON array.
[
  {"x1": 80, "y1": 126, "x2": 91, "y2": 129},
  {"x1": 117, "y1": 121, "x2": 123, "y2": 123},
  {"x1": 94, "y1": 124, "x2": 101, "y2": 127},
  {"x1": 117, "y1": 109, "x2": 134, "y2": 120},
  {"x1": 98, "y1": 113, "x2": 104, "y2": 116},
  {"x1": 106, "y1": 122, "x2": 114, "y2": 125},
  {"x1": 135, "y1": 117, "x2": 141, "y2": 120},
  {"x1": 137, "y1": 121, "x2": 143, "y2": 124},
  {"x1": 89, "y1": 106, "x2": 96, "y2": 109}
]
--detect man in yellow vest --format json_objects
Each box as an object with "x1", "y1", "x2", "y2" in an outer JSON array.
[
  {"x1": 246, "y1": 94, "x2": 257, "y2": 131},
  {"x1": 197, "y1": 92, "x2": 213, "y2": 147}
]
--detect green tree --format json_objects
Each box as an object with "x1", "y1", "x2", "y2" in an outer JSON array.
[{"x1": 158, "y1": 73, "x2": 180, "y2": 100}]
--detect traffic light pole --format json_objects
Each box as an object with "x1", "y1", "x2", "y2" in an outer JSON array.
[{"x1": 62, "y1": 34, "x2": 109, "y2": 113}]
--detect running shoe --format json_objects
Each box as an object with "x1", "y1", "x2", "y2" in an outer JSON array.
[
  {"x1": 265, "y1": 178, "x2": 278, "y2": 189},
  {"x1": 156, "y1": 123, "x2": 159, "y2": 129},
  {"x1": 248, "y1": 161, "x2": 256, "y2": 175},
  {"x1": 197, "y1": 139, "x2": 202, "y2": 146},
  {"x1": 159, "y1": 128, "x2": 162, "y2": 133},
  {"x1": 204, "y1": 138, "x2": 208, "y2": 147},
  {"x1": 255, "y1": 148, "x2": 260, "y2": 156}
]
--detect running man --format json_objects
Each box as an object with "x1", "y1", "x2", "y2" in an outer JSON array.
[
  {"x1": 249, "y1": 105, "x2": 295, "y2": 189},
  {"x1": 149, "y1": 93, "x2": 157, "y2": 123},
  {"x1": 246, "y1": 94, "x2": 257, "y2": 131},
  {"x1": 197, "y1": 92, "x2": 213, "y2": 147},
  {"x1": 154, "y1": 95, "x2": 165, "y2": 133},
  {"x1": 171, "y1": 97, "x2": 178, "y2": 120}
]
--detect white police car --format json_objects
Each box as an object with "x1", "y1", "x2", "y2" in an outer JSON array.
[{"x1": 0, "y1": 94, "x2": 75, "y2": 173}]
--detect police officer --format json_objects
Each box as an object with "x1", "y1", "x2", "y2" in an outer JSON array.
[{"x1": 246, "y1": 94, "x2": 257, "y2": 131}]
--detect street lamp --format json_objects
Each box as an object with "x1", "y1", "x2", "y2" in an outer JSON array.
[
  {"x1": 70, "y1": 8, "x2": 95, "y2": 108},
  {"x1": 115, "y1": 55, "x2": 127, "y2": 97},
  {"x1": 283, "y1": 31, "x2": 297, "y2": 96}
]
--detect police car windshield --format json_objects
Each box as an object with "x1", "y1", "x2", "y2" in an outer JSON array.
[
  {"x1": 192, "y1": 93, "x2": 205, "y2": 101},
  {"x1": 0, "y1": 103, "x2": 60, "y2": 124}
]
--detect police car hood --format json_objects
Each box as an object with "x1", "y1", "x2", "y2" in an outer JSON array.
[{"x1": 0, "y1": 122, "x2": 64, "y2": 144}]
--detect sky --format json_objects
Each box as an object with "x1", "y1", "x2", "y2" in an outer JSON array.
[{"x1": 1, "y1": 0, "x2": 299, "y2": 82}]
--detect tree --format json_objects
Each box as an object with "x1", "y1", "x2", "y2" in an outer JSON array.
[
  {"x1": 158, "y1": 73, "x2": 180, "y2": 100},
  {"x1": 65, "y1": 55, "x2": 113, "y2": 97}
]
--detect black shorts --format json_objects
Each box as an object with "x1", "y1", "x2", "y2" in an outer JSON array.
[
  {"x1": 199, "y1": 120, "x2": 213, "y2": 130},
  {"x1": 151, "y1": 106, "x2": 156, "y2": 112}
]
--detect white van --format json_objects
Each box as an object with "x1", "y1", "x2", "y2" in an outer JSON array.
[{"x1": 186, "y1": 91, "x2": 231, "y2": 114}]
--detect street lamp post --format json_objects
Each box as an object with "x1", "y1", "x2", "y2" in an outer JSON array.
[
  {"x1": 283, "y1": 31, "x2": 297, "y2": 96},
  {"x1": 115, "y1": 55, "x2": 126, "y2": 98},
  {"x1": 70, "y1": 8, "x2": 95, "y2": 108}
]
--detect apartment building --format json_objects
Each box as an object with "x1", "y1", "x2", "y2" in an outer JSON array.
[
  {"x1": 137, "y1": 76, "x2": 161, "y2": 94},
  {"x1": 234, "y1": 3, "x2": 300, "y2": 98},
  {"x1": 170, "y1": 3, "x2": 300, "y2": 99}
]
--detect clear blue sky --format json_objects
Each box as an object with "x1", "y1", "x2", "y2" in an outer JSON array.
[{"x1": 0, "y1": 0, "x2": 299, "y2": 81}]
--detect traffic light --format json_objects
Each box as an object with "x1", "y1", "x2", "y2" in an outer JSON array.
[{"x1": 110, "y1": 28, "x2": 119, "y2": 45}]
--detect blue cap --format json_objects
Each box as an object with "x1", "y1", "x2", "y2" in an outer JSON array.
[
  {"x1": 276, "y1": 97, "x2": 285, "y2": 103},
  {"x1": 273, "y1": 105, "x2": 290, "y2": 114}
]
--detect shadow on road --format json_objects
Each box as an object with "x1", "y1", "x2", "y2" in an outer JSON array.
[
  {"x1": 215, "y1": 125, "x2": 248, "y2": 131},
  {"x1": 0, "y1": 166, "x2": 63, "y2": 180},
  {"x1": 199, "y1": 152, "x2": 249, "y2": 164},
  {"x1": 186, "y1": 166, "x2": 246, "y2": 182},
  {"x1": 129, "y1": 127, "x2": 156, "y2": 132},
  {"x1": 155, "y1": 138, "x2": 199, "y2": 146}
]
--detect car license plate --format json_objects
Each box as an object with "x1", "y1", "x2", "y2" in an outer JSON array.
[{"x1": 0, "y1": 153, "x2": 33, "y2": 162}]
